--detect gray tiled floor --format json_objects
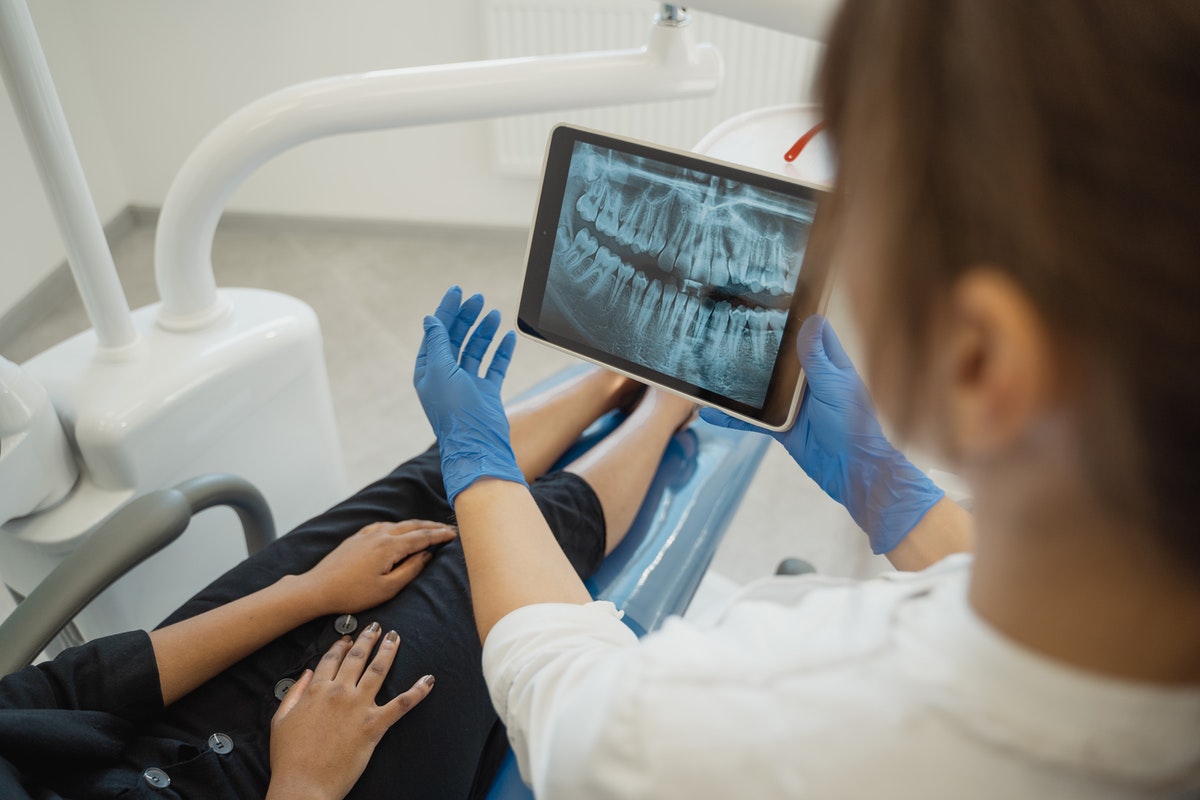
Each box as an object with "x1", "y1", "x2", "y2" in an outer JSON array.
[{"x1": 3, "y1": 218, "x2": 891, "y2": 593}]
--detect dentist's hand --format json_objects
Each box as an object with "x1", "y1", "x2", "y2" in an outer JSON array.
[
  {"x1": 701, "y1": 316, "x2": 943, "y2": 554},
  {"x1": 414, "y1": 286, "x2": 527, "y2": 505}
]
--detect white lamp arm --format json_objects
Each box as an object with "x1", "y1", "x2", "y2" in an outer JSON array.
[{"x1": 153, "y1": 15, "x2": 723, "y2": 330}]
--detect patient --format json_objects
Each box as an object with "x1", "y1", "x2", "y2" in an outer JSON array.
[{"x1": 0, "y1": 311, "x2": 695, "y2": 800}]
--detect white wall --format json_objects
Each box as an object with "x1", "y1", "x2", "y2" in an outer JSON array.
[
  {"x1": 65, "y1": 0, "x2": 541, "y2": 227},
  {"x1": 2, "y1": 0, "x2": 549, "y2": 322},
  {"x1": 0, "y1": 0, "x2": 129, "y2": 320}
]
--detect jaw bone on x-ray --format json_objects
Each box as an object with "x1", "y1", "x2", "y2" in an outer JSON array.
[{"x1": 541, "y1": 142, "x2": 815, "y2": 408}]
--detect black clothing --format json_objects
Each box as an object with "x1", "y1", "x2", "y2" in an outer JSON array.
[{"x1": 0, "y1": 445, "x2": 605, "y2": 799}]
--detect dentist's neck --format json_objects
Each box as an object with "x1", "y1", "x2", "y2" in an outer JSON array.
[{"x1": 967, "y1": 465, "x2": 1200, "y2": 685}]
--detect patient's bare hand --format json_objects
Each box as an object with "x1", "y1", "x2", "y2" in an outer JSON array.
[
  {"x1": 300, "y1": 520, "x2": 456, "y2": 616},
  {"x1": 266, "y1": 625, "x2": 434, "y2": 800}
]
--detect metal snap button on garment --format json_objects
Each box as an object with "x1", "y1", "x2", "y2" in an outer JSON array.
[
  {"x1": 334, "y1": 614, "x2": 358, "y2": 635},
  {"x1": 273, "y1": 678, "x2": 296, "y2": 700},
  {"x1": 142, "y1": 767, "x2": 171, "y2": 788},
  {"x1": 208, "y1": 732, "x2": 234, "y2": 754}
]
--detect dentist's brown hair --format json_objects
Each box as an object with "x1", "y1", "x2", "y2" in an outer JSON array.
[{"x1": 818, "y1": 0, "x2": 1200, "y2": 567}]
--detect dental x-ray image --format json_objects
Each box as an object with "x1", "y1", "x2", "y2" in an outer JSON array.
[{"x1": 540, "y1": 141, "x2": 817, "y2": 408}]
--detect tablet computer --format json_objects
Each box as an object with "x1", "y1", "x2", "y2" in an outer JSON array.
[{"x1": 517, "y1": 124, "x2": 832, "y2": 431}]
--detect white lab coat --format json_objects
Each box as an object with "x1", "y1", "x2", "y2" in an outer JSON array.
[{"x1": 483, "y1": 554, "x2": 1200, "y2": 799}]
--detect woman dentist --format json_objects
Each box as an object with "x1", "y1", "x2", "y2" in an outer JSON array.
[{"x1": 412, "y1": 0, "x2": 1200, "y2": 796}]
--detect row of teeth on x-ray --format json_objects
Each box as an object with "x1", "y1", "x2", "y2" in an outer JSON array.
[
  {"x1": 554, "y1": 226, "x2": 789, "y2": 367},
  {"x1": 573, "y1": 170, "x2": 802, "y2": 298}
]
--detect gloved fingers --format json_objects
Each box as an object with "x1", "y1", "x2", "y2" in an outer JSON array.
[
  {"x1": 420, "y1": 316, "x2": 463, "y2": 374},
  {"x1": 446, "y1": 294, "x2": 486, "y2": 354},
  {"x1": 433, "y1": 285, "x2": 463, "y2": 325},
  {"x1": 432, "y1": 285, "x2": 487, "y2": 355},
  {"x1": 485, "y1": 330, "x2": 517, "y2": 388},
  {"x1": 795, "y1": 383, "x2": 814, "y2": 425},
  {"x1": 817, "y1": 318, "x2": 856, "y2": 371},
  {"x1": 797, "y1": 315, "x2": 860, "y2": 392},
  {"x1": 699, "y1": 407, "x2": 766, "y2": 433},
  {"x1": 796, "y1": 315, "x2": 833, "y2": 376},
  {"x1": 413, "y1": 328, "x2": 429, "y2": 385},
  {"x1": 460, "y1": 309, "x2": 502, "y2": 375}
]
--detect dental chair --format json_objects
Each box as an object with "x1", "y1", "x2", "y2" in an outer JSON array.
[
  {"x1": 0, "y1": 367, "x2": 767, "y2": 800},
  {"x1": 0, "y1": 365, "x2": 765, "y2": 676}
]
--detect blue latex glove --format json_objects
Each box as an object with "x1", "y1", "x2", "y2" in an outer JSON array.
[
  {"x1": 413, "y1": 286, "x2": 527, "y2": 505},
  {"x1": 701, "y1": 316, "x2": 944, "y2": 554}
]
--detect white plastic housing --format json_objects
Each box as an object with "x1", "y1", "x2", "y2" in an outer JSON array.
[
  {"x1": 0, "y1": 357, "x2": 78, "y2": 526},
  {"x1": 0, "y1": 289, "x2": 347, "y2": 637}
]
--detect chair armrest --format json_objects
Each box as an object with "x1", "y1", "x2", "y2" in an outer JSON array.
[
  {"x1": 0, "y1": 474, "x2": 274, "y2": 676},
  {"x1": 172, "y1": 473, "x2": 276, "y2": 556}
]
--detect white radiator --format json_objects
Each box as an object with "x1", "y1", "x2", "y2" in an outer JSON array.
[{"x1": 483, "y1": 0, "x2": 824, "y2": 175}]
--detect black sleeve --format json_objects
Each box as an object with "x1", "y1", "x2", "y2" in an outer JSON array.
[
  {"x1": 0, "y1": 758, "x2": 43, "y2": 800},
  {"x1": 0, "y1": 630, "x2": 164, "y2": 722}
]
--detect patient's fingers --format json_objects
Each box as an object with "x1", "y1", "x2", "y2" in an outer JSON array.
[
  {"x1": 381, "y1": 674, "x2": 436, "y2": 728},
  {"x1": 354, "y1": 521, "x2": 452, "y2": 549},
  {"x1": 335, "y1": 624, "x2": 382, "y2": 685},
  {"x1": 377, "y1": 520, "x2": 457, "y2": 546},
  {"x1": 314, "y1": 635, "x2": 354, "y2": 681},
  {"x1": 386, "y1": 550, "x2": 435, "y2": 591},
  {"x1": 382, "y1": 519, "x2": 453, "y2": 535},
  {"x1": 384, "y1": 524, "x2": 457, "y2": 556},
  {"x1": 272, "y1": 668, "x2": 312, "y2": 724},
  {"x1": 358, "y1": 629, "x2": 401, "y2": 696}
]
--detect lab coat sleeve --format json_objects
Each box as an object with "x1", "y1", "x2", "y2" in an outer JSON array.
[
  {"x1": 0, "y1": 630, "x2": 164, "y2": 721},
  {"x1": 483, "y1": 601, "x2": 652, "y2": 799}
]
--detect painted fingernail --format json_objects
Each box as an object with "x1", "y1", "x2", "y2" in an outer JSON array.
[
  {"x1": 385, "y1": 630, "x2": 400, "y2": 644},
  {"x1": 421, "y1": 674, "x2": 435, "y2": 687},
  {"x1": 366, "y1": 621, "x2": 381, "y2": 634}
]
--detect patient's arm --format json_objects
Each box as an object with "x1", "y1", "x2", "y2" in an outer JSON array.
[{"x1": 149, "y1": 520, "x2": 455, "y2": 706}]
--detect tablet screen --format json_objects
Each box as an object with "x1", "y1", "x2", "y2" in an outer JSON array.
[{"x1": 519, "y1": 126, "x2": 829, "y2": 429}]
